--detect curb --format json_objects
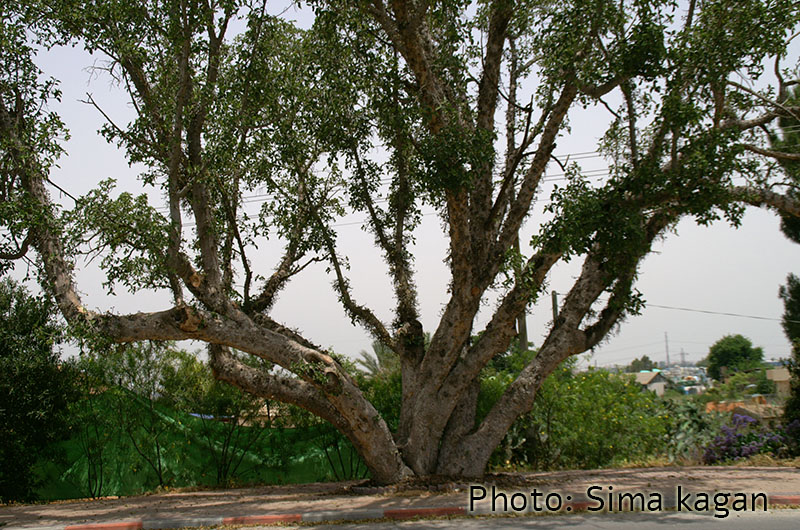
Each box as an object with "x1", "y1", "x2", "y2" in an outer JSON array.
[{"x1": 13, "y1": 494, "x2": 800, "y2": 530}]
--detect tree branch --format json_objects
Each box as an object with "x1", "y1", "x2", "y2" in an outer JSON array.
[
  {"x1": 471, "y1": 0, "x2": 513, "y2": 228},
  {"x1": 495, "y1": 83, "x2": 578, "y2": 261},
  {"x1": 621, "y1": 82, "x2": 639, "y2": 168},
  {"x1": 208, "y1": 344, "x2": 345, "y2": 426},
  {"x1": 729, "y1": 185, "x2": 800, "y2": 217},
  {"x1": 247, "y1": 236, "x2": 303, "y2": 314},
  {"x1": 727, "y1": 80, "x2": 800, "y2": 123},
  {"x1": 739, "y1": 143, "x2": 800, "y2": 162},
  {"x1": 577, "y1": 74, "x2": 630, "y2": 99},
  {"x1": 0, "y1": 231, "x2": 31, "y2": 260},
  {"x1": 440, "y1": 251, "x2": 562, "y2": 397}
]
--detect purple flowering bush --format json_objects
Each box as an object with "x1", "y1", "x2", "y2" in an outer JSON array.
[
  {"x1": 785, "y1": 419, "x2": 800, "y2": 455},
  {"x1": 703, "y1": 414, "x2": 798, "y2": 463}
]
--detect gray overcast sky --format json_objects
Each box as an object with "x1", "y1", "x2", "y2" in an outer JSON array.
[{"x1": 16, "y1": 3, "x2": 800, "y2": 368}]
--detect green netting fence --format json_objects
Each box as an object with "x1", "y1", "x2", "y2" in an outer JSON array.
[{"x1": 32, "y1": 392, "x2": 366, "y2": 501}]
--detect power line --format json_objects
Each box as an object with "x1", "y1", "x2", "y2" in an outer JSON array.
[
  {"x1": 647, "y1": 303, "x2": 800, "y2": 324},
  {"x1": 553, "y1": 291, "x2": 800, "y2": 324},
  {"x1": 151, "y1": 154, "x2": 610, "y2": 214},
  {"x1": 588, "y1": 340, "x2": 664, "y2": 355}
]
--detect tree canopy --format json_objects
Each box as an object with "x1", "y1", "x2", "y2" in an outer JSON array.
[
  {"x1": 780, "y1": 273, "x2": 800, "y2": 343},
  {"x1": 705, "y1": 334, "x2": 765, "y2": 381},
  {"x1": 626, "y1": 355, "x2": 657, "y2": 373},
  {"x1": 3, "y1": 0, "x2": 800, "y2": 481}
]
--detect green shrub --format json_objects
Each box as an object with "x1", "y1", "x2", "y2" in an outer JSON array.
[
  {"x1": 480, "y1": 358, "x2": 673, "y2": 470},
  {"x1": 0, "y1": 279, "x2": 77, "y2": 503},
  {"x1": 660, "y1": 398, "x2": 724, "y2": 462}
]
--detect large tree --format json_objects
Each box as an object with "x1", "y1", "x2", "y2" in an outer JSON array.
[
  {"x1": 3, "y1": 0, "x2": 800, "y2": 482},
  {"x1": 704, "y1": 334, "x2": 764, "y2": 381}
]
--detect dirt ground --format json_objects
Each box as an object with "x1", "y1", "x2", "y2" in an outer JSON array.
[{"x1": 3, "y1": 466, "x2": 800, "y2": 528}]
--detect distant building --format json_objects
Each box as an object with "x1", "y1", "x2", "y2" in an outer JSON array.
[
  {"x1": 634, "y1": 371, "x2": 669, "y2": 397},
  {"x1": 766, "y1": 367, "x2": 792, "y2": 399}
]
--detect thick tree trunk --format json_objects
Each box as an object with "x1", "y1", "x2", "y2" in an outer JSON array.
[{"x1": 434, "y1": 347, "x2": 565, "y2": 477}]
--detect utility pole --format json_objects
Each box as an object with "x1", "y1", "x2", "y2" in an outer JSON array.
[
  {"x1": 516, "y1": 312, "x2": 528, "y2": 352},
  {"x1": 664, "y1": 332, "x2": 670, "y2": 368},
  {"x1": 510, "y1": 179, "x2": 528, "y2": 353},
  {"x1": 552, "y1": 291, "x2": 559, "y2": 323},
  {"x1": 514, "y1": 238, "x2": 528, "y2": 352}
]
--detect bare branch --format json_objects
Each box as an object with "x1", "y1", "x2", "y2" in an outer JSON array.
[
  {"x1": 739, "y1": 143, "x2": 800, "y2": 161},
  {"x1": 721, "y1": 110, "x2": 786, "y2": 131},
  {"x1": 83, "y1": 93, "x2": 157, "y2": 157},
  {"x1": 489, "y1": 93, "x2": 548, "y2": 234},
  {"x1": 727, "y1": 80, "x2": 800, "y2": 123},
  {"x1": 549, "y1": 153, "x2": 569, "y2": 174},
  {"x1": 597, "y1": 96, "x2": 622, "y2": 120},
  {"x1": 495, "y1": 82, "x2": 578, "y2": 259},
  {"x1": 0, "y1": 231, "x2": 31, "y2": 260}
]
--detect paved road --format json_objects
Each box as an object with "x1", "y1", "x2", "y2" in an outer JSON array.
[{"x1": 256, "y1": 509, "x2": 800, "y2": 529}]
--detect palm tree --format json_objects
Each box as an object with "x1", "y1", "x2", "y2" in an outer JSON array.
[{"x1": 357, "y1": 340, "x2": 399, "y2": 377}]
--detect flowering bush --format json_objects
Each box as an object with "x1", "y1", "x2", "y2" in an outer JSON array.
[
  {"x1": 703, "y1": 414, "x2": 793, "y2": 463},
  {"x1": 784, "y1": 419, "x2": 800, "y2": 456}
]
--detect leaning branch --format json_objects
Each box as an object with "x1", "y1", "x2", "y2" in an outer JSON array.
[
  {"x1": 739, "y1": 143, "x2": 800, "y2": 162},
  {"x1": 729, "y1": 185, "x2": 800, "y2": 217},
  {"x1": 727, "y1": 80, "x2": 800, "y2": 123},
  {"x1": 209, "y1": 344, "x2": 346, "y2": 427}
]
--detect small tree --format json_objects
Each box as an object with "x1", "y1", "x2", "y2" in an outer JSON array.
[
  {"x1": 481, "y1": 361, "x2": 670, "y2": 471},
  {"x1": 68, "y1": 355, "x2": 117, "y2": 499},
  {"x1": 83, "y1": 341, "x2": 180, "y2": 488},
  {"x1": 0, "y1": 278, "x2": 76, "y2": 502},
  {"x1": 779, "y1": 274, "x2": 800, "y2": 342},
  {"x1": 162, "y1": 348, "x2": 272, "y2": 486},
  {"x1": 772, "y1": 84, "x2": 800, "y2": 428},
  {"x1": 778, "y1": 274, "x2": 800, "y2": 423},
  {"x1": 785, "y1": 343, "x2": 800, "y2": 425},
  {"x1": 705, "y1": 335, "x2": 764, "y2": 381},
  {"x1": 627, "y1": 355, "x2": 656, "y2": 373}
]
